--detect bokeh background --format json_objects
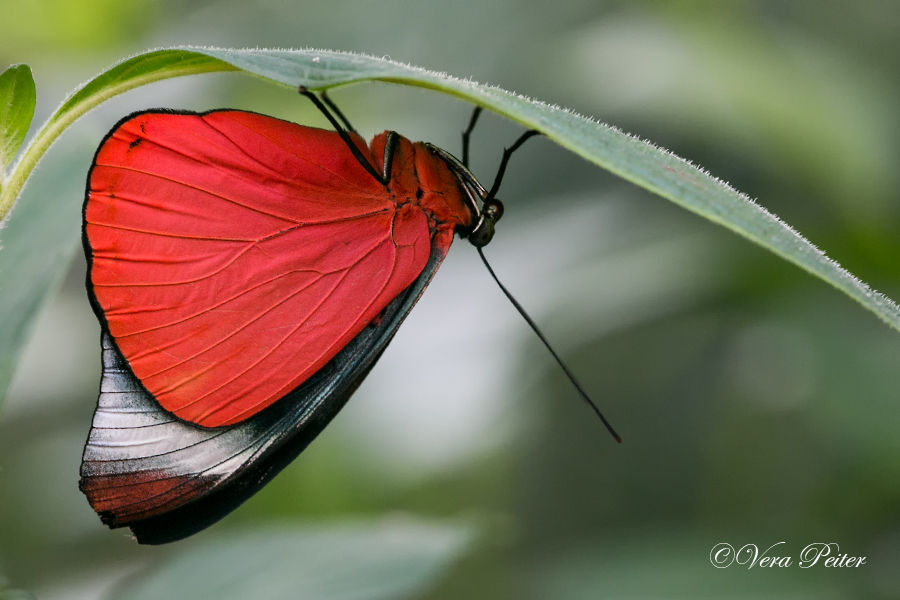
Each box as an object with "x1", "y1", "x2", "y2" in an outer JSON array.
[{"x1": 2, "y1": 0, "x2": 900, "y2": 598}]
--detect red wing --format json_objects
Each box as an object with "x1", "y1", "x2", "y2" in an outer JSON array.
[{"x1": 85, "y1": 111, "x2": 433, "y2": 427}]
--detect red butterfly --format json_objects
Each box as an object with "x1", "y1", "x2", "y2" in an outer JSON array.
[{"x1": 79, "y1": 90, "x2": 615, "y2": 544}]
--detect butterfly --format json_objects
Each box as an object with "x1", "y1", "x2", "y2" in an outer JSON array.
[{"x1": 78, "y1": 90, "x2": 616, "y2": 544}]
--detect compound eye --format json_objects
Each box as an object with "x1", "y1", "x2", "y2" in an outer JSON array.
[
  {"x1": 484, "y1": 199, "x2": 504, "y2": 223},
  {"x1": 467, "y1": 214, "x2": 495, "y2": 247}
]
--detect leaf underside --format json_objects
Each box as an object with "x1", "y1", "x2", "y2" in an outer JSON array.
[{"x1": 110, "y1": 518, "x2": 473, "y2": 600}]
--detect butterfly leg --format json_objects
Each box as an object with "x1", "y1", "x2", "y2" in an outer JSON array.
[
  {"x1": 320, "y1": 90, "x2": 356, "y2": 132},
  {"x1": 299, "y1": 86, "x2": 389, "y2": 186},
  {"x1": 484, "y1": 129, "x2": 541, "y2": 202},
  {"x1": 467, "y1": 128, "x2": 541, "y2": 246},
  {"x1": 461, "y1": 106, "x2": 483, "y2": 168},
  {"x1": 382, "y1": 131, "x2": 399, "y2": 182}
]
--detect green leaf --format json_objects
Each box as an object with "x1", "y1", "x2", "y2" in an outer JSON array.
[
  {"x1": 0, "y1": 64, "x2": 36, "y2": 174},
  {"x1": 0, "y1": 576, "x2": 35, "y2": 600},
  {"x1": 0, "y1": 50, "x2": 233, "y2": 218},
  {"x1": 110, "y1": 518, "x2": 473, "y2": 600},
  {"x1": 3, "y1": 46, "x2": 900, "y2": 409},
  {"x1": 0, "y1": 590, "x2": 34, "y2": 600},
  {"x1": 0, "y1": 590, "x2": 35, "y2": 600}
]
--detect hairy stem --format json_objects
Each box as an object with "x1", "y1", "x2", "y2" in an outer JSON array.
[{"x1": 0, "y1": 62, "x2": 235, "y2": 222}]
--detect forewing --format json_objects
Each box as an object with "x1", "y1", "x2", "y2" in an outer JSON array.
[
  {"x1": 84, "y1": 110, "x2": 432, "y2": 427},
  {"x1": 80, "y1": 244, "x2": 449, "y2": 544}
]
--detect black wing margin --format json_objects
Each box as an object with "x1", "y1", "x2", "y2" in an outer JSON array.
[{"x1": 79, "y1": 243, "x2": 449, "y2": 545}]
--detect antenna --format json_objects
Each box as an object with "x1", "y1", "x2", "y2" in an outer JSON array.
[{"x1": 477, "y1": 247, "x2": 622, "y2": 443}]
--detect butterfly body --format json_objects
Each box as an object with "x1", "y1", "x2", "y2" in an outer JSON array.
[{"x1": 80, "y1": 109, "x2": 486, "y2": 543}]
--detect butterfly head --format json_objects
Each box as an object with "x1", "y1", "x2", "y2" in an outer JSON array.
[
  {"x1": 422, "y1": 142, "x2": 505, "y2": 248},
  {"x1": 467, "y1": 198, "x2": 504, "y2": 247}
]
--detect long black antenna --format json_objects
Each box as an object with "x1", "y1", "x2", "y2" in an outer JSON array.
[{"x1": 477, "y1": 247, "x2": 622, "y2": 443}]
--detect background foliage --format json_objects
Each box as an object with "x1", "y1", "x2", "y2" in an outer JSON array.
[{"x1": 2, "y1": 1, "x2": 900, "y2": 598}]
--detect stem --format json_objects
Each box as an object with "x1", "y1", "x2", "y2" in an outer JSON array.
[{"x1": 0, "y1": 62, "x2": 236, "y2": 222}]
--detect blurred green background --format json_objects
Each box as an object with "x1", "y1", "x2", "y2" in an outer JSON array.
[{"x1": 3, "y1": 0, "x2": 900, "y2": 598}]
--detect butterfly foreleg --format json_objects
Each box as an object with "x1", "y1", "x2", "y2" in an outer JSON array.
[
  {"x1": 298, "y1": 86, "x2": 389, "y2": 186},
  {"x1": 461, "y1": 106, "x2": 483, "y2": 168}
]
